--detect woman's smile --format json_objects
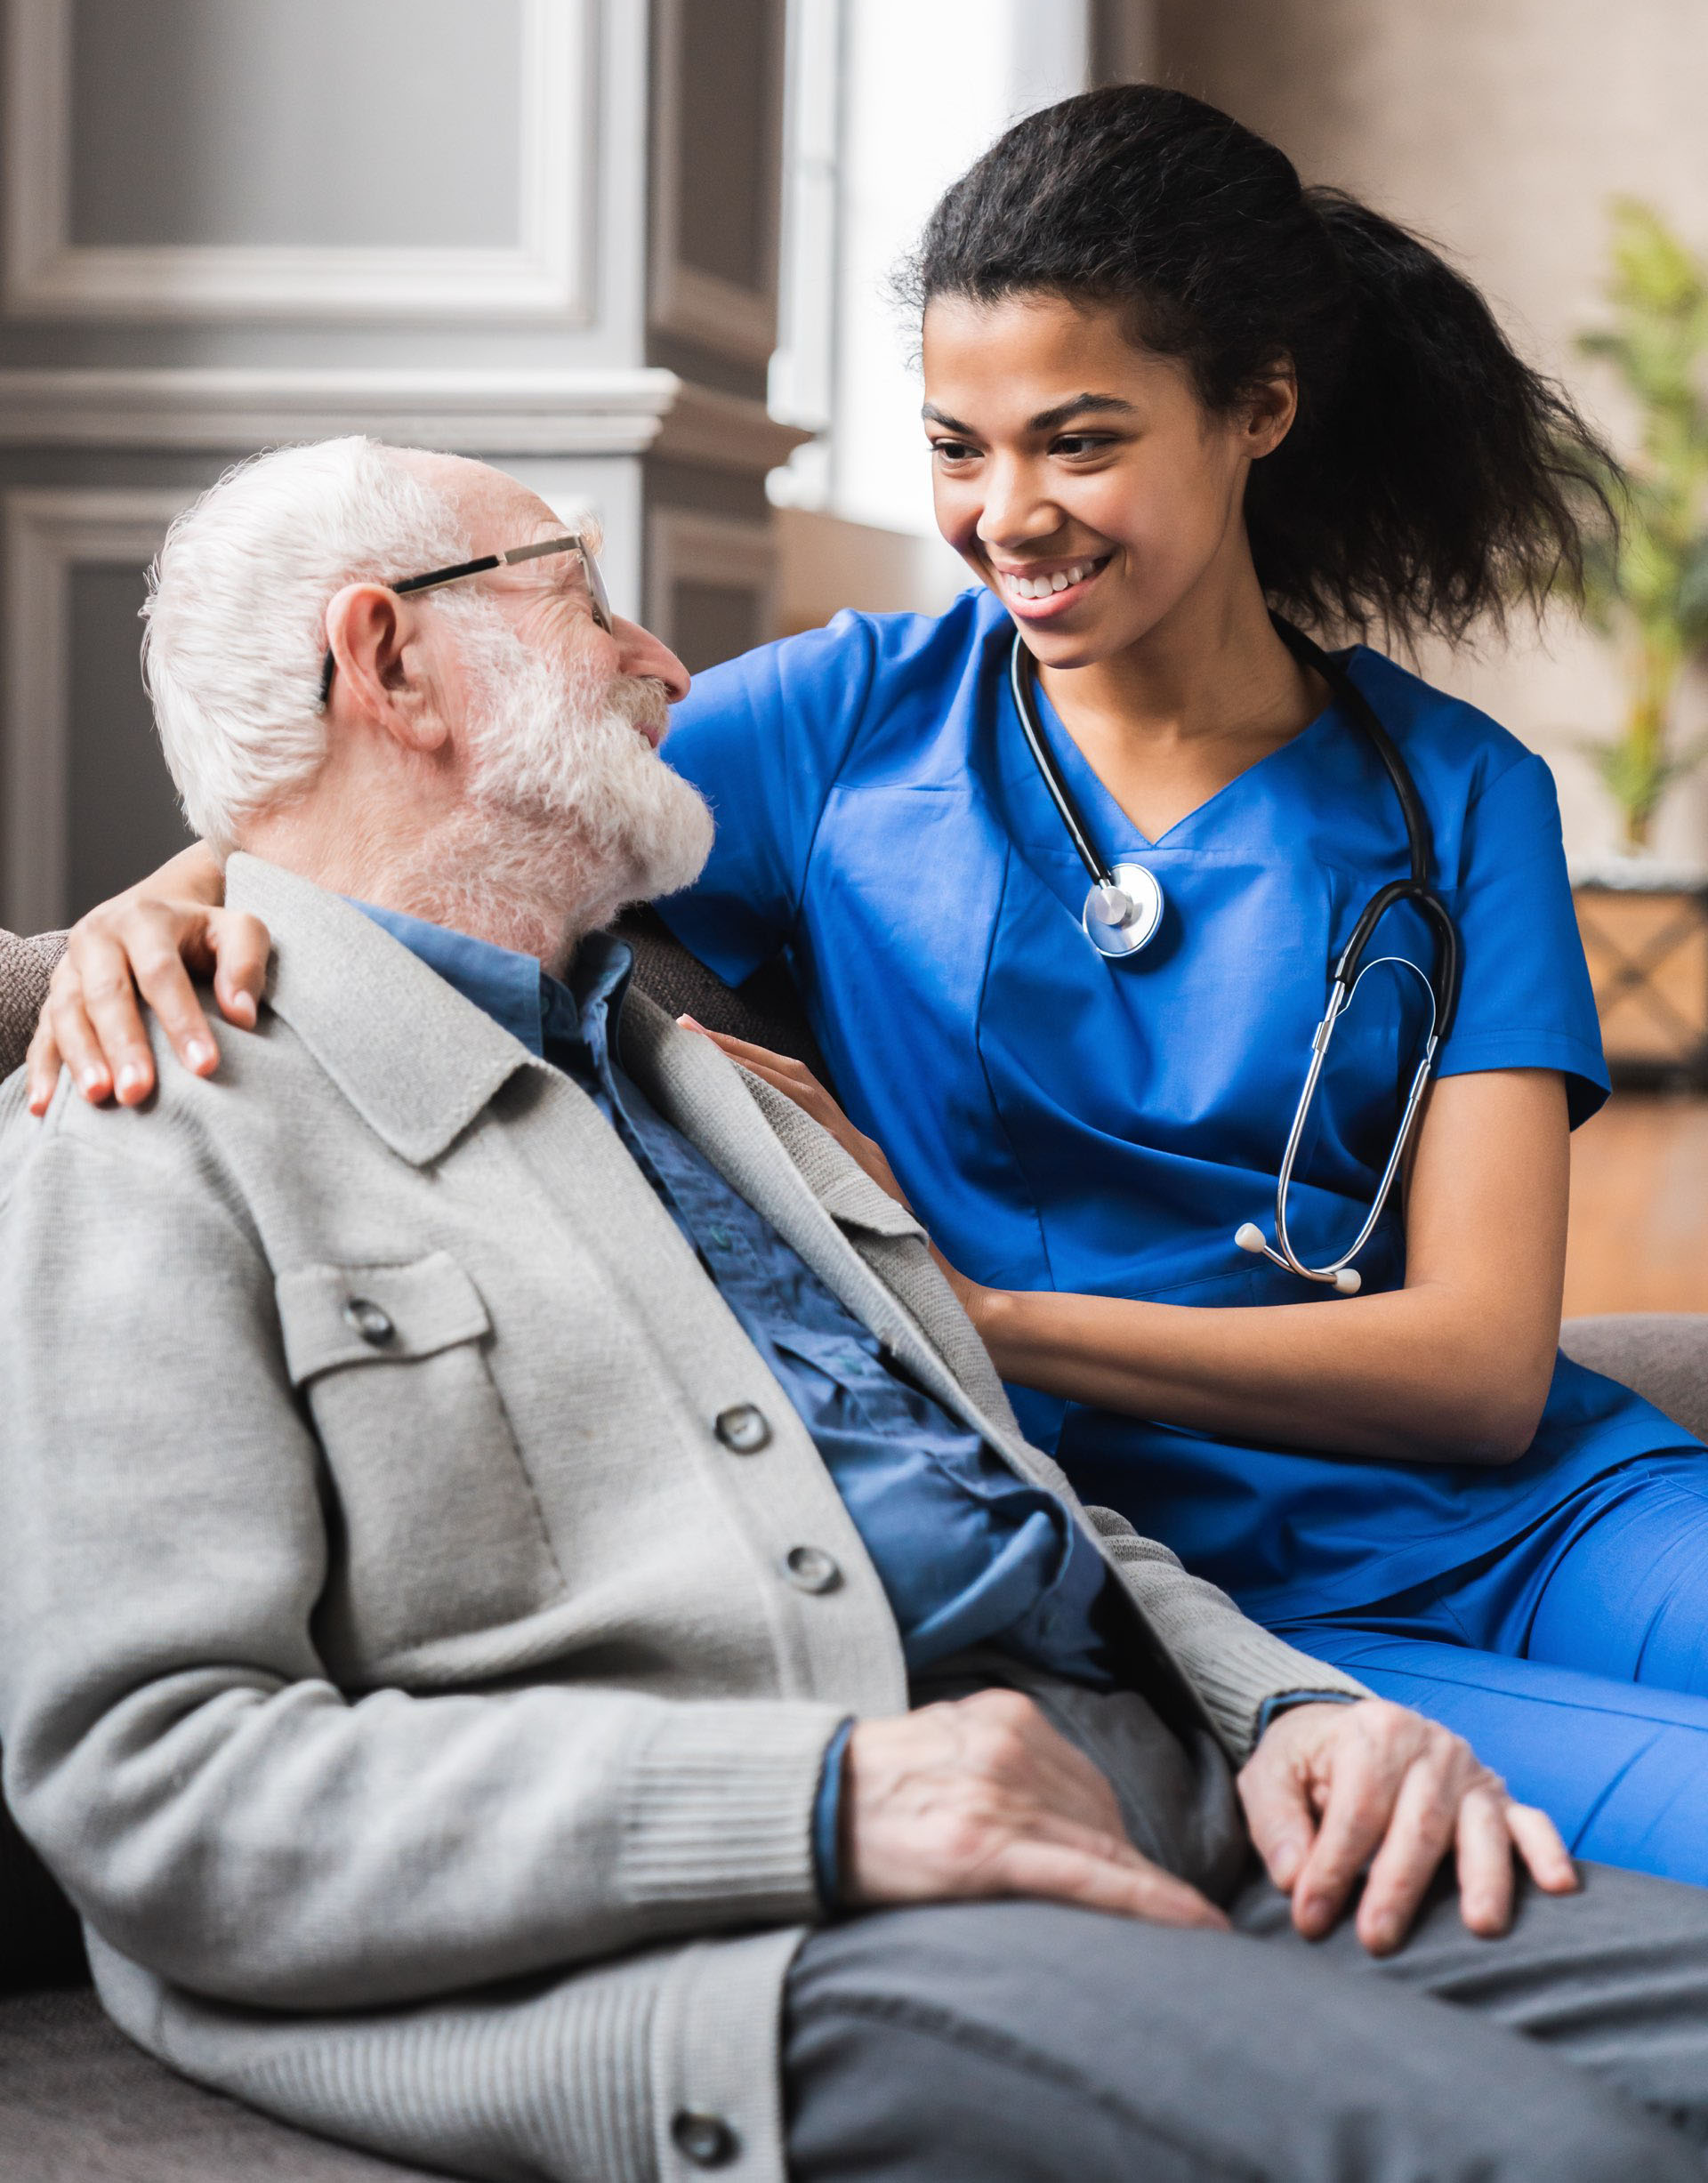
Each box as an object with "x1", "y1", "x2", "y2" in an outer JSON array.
[{"x1": 992, "y1": 552, "x2": 1114, "y2": 619}]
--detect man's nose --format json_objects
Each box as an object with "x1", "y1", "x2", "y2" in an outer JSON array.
[{"x1": 614, "y1": 616, "x2": 690, "y2": 701}]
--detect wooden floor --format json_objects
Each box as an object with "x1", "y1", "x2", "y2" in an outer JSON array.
[{"x1": 1564, "y1": 1092, "x2": 1708, "y2": 1319}]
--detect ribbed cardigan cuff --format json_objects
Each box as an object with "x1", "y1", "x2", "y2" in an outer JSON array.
[
  {"x1": 617, "y1": 1703, "x2": 844, "y2": 1926},
  {"x1": 1159, "y1": 1621, "x2": 1372, "y2": 1760}
]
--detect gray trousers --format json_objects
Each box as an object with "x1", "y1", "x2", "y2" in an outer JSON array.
[{"x1": 783, "y1": 1660, "x2": 1708, "y2": 2181}]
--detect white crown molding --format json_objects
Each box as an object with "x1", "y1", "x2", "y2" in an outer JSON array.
[
  {"x1": 2, "y1": 0, "x2": 597, "y2": 323},
  {"x1": 2, "y1": 486, "x2": 186, "y2": 931},
  {"x1": 0, "y1": 367, "x2": 814, "y2": 469},
  {"x1": 649, "y1": 381, "x2": 813, "y2": 471}
]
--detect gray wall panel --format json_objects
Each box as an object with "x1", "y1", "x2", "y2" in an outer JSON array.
[
  {"x1": 70, "y1": 0, "x2": 524, "y2": 252},
  {"x1": 670, "y1": 577, "x2": 764, "y2": 674},
  {"x1": 674, "y1": 0, "x2": 773, "y2": 289},
  {"x1": 65, "y1": 560, "x2": 190, "y2": 917}
]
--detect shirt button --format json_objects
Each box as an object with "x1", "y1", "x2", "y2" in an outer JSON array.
[
  {"x1": 671, "y1": 2110, "x2": 737, "y2": 2167},
  {"x1": 784, "y1": 1545, "x2": 842, "y2": 1594},
  {"x1": 714, "y1": 1404, "x2": 771, "y2": 1454},
  {"x1": 342, "y1": 1298, "x2": 394, "y2": 1346}
]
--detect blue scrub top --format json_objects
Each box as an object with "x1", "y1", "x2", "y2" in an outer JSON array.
[{"x1": 656, "y1": 584, "x2": 1693, "y2": 1621}]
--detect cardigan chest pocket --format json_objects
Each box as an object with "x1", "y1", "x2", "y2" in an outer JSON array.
[{"x1": 276, "y1": 1252, "x2": 564, "y2": 1675}]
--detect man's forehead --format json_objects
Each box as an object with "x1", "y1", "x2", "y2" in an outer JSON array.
[{"x1": 391, "y1": 447, "x2": 558, "y2": 544}]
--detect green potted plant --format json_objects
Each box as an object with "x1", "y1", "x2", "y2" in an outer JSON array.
[
  {"x1": 1569, "y1": 199, "x2": 1708, "y2": 1083},
  {"x1": 1575, "y1": 198, "x2": 1708, "y2": 850}
]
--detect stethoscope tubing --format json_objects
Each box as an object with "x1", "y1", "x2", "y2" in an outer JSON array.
[{"x1": 1006, "y1": 616, "x2": 1465, "y2": 1293}]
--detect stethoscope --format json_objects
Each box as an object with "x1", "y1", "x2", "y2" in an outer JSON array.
[{"x1": 1008, "y1": 617, "x2": 1462, "y2": 1295}]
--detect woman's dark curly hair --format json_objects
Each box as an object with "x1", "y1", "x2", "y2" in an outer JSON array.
[{"x1": 902, "y1": 85, "x2": 1615, "y2": 644}]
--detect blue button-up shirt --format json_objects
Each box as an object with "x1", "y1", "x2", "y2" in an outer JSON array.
[{"x1": 354, "y1": 904, "x2": 1120, "y2": 1889}]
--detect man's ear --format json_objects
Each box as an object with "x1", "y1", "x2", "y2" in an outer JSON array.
[{"x1": 323, "y1": 583, "x2": 448, "y2": 754}]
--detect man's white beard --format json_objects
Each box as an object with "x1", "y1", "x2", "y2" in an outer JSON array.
[{"x1": 431, "y1": 603, "x2": 714, "y2": 952}]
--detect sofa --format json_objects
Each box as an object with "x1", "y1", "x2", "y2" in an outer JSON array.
[{"x1": 3, "y1": 912, "x2": 1706, "y2": 2179}]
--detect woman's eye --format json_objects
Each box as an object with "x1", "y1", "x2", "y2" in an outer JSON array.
[
  {"x1": 931, "y1": 439, "x2": 978, "y2": 463},
  {"x1": 1051, "y1": 435, "x2": 1114, "y2": 459}
]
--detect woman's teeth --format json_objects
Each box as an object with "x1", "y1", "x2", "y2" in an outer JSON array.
[{"x1": 1006, "y1": 559, "x2": 1102, "y2": 600}]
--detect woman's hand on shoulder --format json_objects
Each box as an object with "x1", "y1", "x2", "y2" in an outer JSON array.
[
  {"x1": 27, "y1": 842, "x2": 271, "y2": 1115},
  {"x1": 677, "y1": 1015, "x2": 1002, "y2": 1328},
  {"x1": 677, "y1": 1019, "x2": 909, "y2": 1197}
]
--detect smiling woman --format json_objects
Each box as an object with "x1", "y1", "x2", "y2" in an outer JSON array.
[{"x1": 649, "y1": 86, "x2": 1708, "y2": 1884}]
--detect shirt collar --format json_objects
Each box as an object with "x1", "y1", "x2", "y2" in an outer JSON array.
[{"x1": 348, "y1": 898, "x2": 634, "y2": 1063}]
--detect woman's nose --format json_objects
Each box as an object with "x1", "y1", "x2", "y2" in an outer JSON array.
[
  {"x1": 615, "y1": 616, "x2": 691, "y2": 701},
  {"x1": 975, "y1": 462, "x2": 1063, "y2": 552}
]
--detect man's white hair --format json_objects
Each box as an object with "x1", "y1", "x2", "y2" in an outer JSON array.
[{"x1": 141, "y1": 437, "x2": 468, "y2": 850}]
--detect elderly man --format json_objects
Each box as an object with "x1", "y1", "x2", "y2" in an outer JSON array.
[{"x1": 6, "y1": 439, "x2": 1708, "y2": 2183}]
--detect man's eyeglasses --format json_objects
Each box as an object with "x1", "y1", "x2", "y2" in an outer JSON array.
[{"x1": 318, "y1": 534, "x2": 613, "y2": 710}]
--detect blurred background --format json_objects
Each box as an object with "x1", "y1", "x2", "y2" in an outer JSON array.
[{"x1": 0, "y1": 0, "x2": 1703, "y2": 1312}]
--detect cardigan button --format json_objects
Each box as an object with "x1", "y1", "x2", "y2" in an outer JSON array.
[
  {"x1": 342, "y1": 1298, "x2": 394, "y2": 1346},
  {"x1": 671, "y1": 2109, "x2": 737, "y2": 2166},
  {"x1": 715, "y1": 1403, "x2": 771, "y2": 1454},
  {"x1": 784, "y1": 1545, "x2": 842, "y2": 1594}
]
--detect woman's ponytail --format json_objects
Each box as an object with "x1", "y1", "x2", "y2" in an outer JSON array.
[{"x1": 907, "y1": 85, "x2": 1614, "y2": 644}]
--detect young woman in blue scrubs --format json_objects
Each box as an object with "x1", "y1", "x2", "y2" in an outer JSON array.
[
  {"x1": 655, "y1": 88, "x2": 1708, "y2": 1886},
  {"x1": 39, "y1": 87, "x2": 1708, "y2": 1883}
]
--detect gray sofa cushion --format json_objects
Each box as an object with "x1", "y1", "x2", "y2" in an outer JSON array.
[
  {"x1": 1559, "y1": 1314, "x2": 1708, "y2": 1446},
  {"x1": 0, "y1": 928, "x2": 64, "y2": 1083},
  {"x1": 0, "y1": 1988, "x2": 438, "y2": 2179}
]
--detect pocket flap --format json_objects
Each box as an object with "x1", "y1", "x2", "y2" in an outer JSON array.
[
  {"x1": 816, "y1": 1166, "x2": 928, "y2": 1241},
  {"x1": 276, "y1": 1252, "x2": 492, "y2": 1387}
]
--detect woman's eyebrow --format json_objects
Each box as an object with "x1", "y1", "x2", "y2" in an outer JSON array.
[
  {"x1": 920, "y1": 394, "x2": 1139, "y2": 436},
  {"x1": 1027, "y1": 393, "x2": 1137, "y2": 431}
]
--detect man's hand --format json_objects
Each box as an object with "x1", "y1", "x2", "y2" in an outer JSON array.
[
  {"x1": 842, "y1": 1688, "x2": 1229, "y2": 1930},
  {"x1": 27, "y1": 844, "x2": 269, "y2": 1115},
  {"x1": 1238, "y1": 1698, "x2": 1578, "y2": 1955}
]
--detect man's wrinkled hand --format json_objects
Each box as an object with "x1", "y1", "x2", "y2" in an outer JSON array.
[
  {"x1": 842, "y1": 1688, "x2": 1230, "y2": 1931},
  {"x1": 27, "y1": 848, "x2": 269, "y2": 1116},
  {"x1": 1237, "y1": 1697, "x2": 1578, "y2": 1955}
]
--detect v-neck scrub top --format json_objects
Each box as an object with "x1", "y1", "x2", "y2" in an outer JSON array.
[{"x1": 656, "y1": 585, "x2": 1693, "y2": 1625}]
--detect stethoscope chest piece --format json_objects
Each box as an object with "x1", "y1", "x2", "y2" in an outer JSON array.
[{"x1": 1082, "y1": 861, "x2": 1164, "y2": 958}]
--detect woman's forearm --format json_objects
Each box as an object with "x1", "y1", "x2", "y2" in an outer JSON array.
[{"x1": 968, "y1": 1279, "x2": 1554, "y2": 1467}]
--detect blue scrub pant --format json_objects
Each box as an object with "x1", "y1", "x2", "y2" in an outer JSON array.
[{"x1": 1268, "y1": 1454, "x2": 1708, "y2": 1886}]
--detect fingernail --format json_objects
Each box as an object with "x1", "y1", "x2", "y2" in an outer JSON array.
[
  {"x1": 186, "y1": 1040, "x2": 215, "y2": 1071},
  {"x1": 677, "y1": 1012, "x2": 704, "y2": 1029},
  {"x1": 116, "y1": 1064, "x2": 148, "y2": 1100},
  {"x1": 78, "y1": 1067, "x2": 106, "y2": 1095}
]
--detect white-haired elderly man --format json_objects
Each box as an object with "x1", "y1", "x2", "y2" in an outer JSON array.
[{"x1": 7, "y1": 438, "x2": 1708, "y2": 2183}]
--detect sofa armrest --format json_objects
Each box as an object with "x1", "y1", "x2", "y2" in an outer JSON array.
[
  {"x1": 1559, "y1": 1314, "x2": 1708, "y2": 1445},
  {"x1": 0, "y1": 930, "x2": 65, "y2": 1083}
]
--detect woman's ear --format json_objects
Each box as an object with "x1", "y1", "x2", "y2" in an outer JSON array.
[
  {"x1": 1243, "y1": 362, "x2": 1299, "y2": 460},
  {"x1": 323, "y1": 583, "x2": 447, "y2": 753}
]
